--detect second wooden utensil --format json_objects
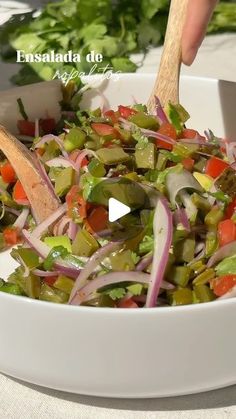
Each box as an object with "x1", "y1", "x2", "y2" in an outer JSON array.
[
  {"x1": 0, "y1": 125, "x2": 60, "y2": 223},
  {"x1": 147, "y1": 0, "x2": 189, "y2": 112}
]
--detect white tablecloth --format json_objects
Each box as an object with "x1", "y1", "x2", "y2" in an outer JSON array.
[{"x1": 0, "y1": 2, "x2": 236, "y2": 418}]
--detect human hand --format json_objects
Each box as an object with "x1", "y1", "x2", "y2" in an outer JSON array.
[{"x1": 182, "y1": 0, "x2": 218, "y2": 65}]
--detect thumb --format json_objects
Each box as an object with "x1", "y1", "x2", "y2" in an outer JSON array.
[{"x1": 182, "y1": 0, "x2": 218, "y2": 66}]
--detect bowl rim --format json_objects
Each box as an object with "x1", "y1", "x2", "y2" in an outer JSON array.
[{"x1": 0, "y1": 286, "x2": 235, "y2": 314}]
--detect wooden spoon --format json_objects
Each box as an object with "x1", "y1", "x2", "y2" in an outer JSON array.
[
  {"x1": 147, "y1": 0, "x2": 189, "y2": 112},
  {"x1": 0, "y1": 125, "x2": 59, "y2": 223}
]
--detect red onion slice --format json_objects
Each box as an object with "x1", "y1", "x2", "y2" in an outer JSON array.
[
  {"x1": 31, "y1": 203, "x2": 67, "y2": 238},
  {"x1": 119, "y1": 118, "x2": 175, "y2": 146},
  {"x1": 225, "y1": 141, "x2": 236, "y2": 164},
  {"x1": 32, "y1": 269, "x2": 60, "y2": 277},
  {"x1": 22, "y1": 229, "x2": 81, "y2": 278},
  {"x1": 35, "y1": 134, "x2": 68, "y2": 158},
  {"x1": 70, "y1": 271, "x2": 151, "y2": 305},
  {"x1": 146, "y1": 197, "x2": 173, "y2": 308},
  {"x1": 154, "y1": 96, "x2": 169, "y2": 124},
  {"x1": 68, "y1": 220, "x2": 78, "y2": 241},
  {"x1": 54, "y1": 216, "x2": 70, "y2": 236},
  {"x1": 69, "y1": 242, "x2": 122, "y2": 303},
  {"x1": 34, "y1": 118, "x2": 39, "y2": 137},
  {"x1": 166, "y1": 169, "x2": 203, "y2": 206},
  {"x1": 207, "y1": 241, "x2": 236, "y2": 268},
  {"x1": 136, "y1": 254, "x2": 153, "y2": 271},
  {"x1": 179, "y1": 190, "x2": 198, "y2": 222},
  {"x1": 74, "y1": 149, "x2": 97, "y2": 171},
  {"x1": 4, "y1": 207, "x2": 21, "y2": 217},
  {"x1": 173, "y1": 208, "x2": 190, "y2": 231},
  {"x1": 46, "y1": 157, "x2": 79, "y2": 172},
  {"x1": 34, "y1": 154, "x2": 59, "y2": 202},
  {"x1": 218, "y1": 285, "x2": 236, "y2": 300},
  {"x1": 13, "y1": 208, "x2": 29, "y2": 230}
]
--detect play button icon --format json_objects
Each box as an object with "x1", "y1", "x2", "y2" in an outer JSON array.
[
  {"x1": 108, "y1": 198, "x2": 131, "y2": 222},
  {"x1": 87, "y1": 177, "x2": 154, "y2": 241}
]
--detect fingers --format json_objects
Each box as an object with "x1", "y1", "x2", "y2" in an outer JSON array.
[{"x1": 182, "y1": 0, "x2": 218, "y2": 66}]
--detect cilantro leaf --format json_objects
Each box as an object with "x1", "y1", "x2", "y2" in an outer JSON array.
[
  {"x1": 208, "y1": 191, "x2": 231, "y2": 204},
  {"x1": 105, "y1": 287, "x2": 126, "y2": 300},
  {"x1": 44, "y1": 246, "x2": 69, "y2": 270},
  {"x1": 111, "y1": 57, "x2": 137, "y2": 73},
  {"x1": 141, "y1": 0, "x2": 170, "y2": 19},
  {"x1": 127, "y1": 283, "x2": 143, "y2": 296}
]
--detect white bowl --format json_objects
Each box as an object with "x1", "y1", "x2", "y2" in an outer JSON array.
[{"x1": 0, "y1": 74, "x2": 235, "y2": 398}]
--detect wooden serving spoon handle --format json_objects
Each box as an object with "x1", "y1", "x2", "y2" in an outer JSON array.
[
  {"x1": 147, "y1": 0, "x2": 189, "y2": 112},
  {"x1": 0, "y1": 125, "x2": 59, "y2": 223}
]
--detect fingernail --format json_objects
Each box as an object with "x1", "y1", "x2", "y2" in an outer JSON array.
[{"x1": 182, "y1": 47, "x2": 198, "y2": 66}]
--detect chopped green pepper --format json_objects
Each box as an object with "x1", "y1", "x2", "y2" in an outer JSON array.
[
  {"x1": 189, "y1": 260, "x2": 206, "y2": 276},
  {"x1": 169, "y1": 288, "x2": 193, "y2": 306},
  {"x1": 192, "y1": 268, "x2": 215, "y2": 286},
  {"x1": 72, "y1": 229, "x2": 99, "y2": 257},
  {"x1": 0, "y1": 282, "x2": 23, "y2": 295},
  {"x1": 129, "y1": 113, "x2": 159, "y2": 130},
  {"x1": 174, "y1": 236, "x2": 195, "y2": 263},
  {"x1": 135, "y1": 142, "x2": 156, "y2": 169},
  {"x1": 172, "y1": 142, "x2": 198, "y2": 158},
  {"x1": 25, "y1": 275, "x2": 41, "y2": 299},
  {"x1": 88, "y1": 158, "x2": 106, "y2": 177},
  {"x1": 11, "y1": 247, "x2": 40, "y2": 269},
  {"x1": 110, "y1": 250, "x2": 135, "y2": 271},
  {"x1": 96, "y1": 147, "x2": 129, "y2": 165},
  {"x1": 204, "y1": 207, "x2": 224, "y2": 227},
  {"x1": 193, "y1": 284, "x2": 215, "y2": 303},
  {"x1": 44, "y1": 236, "x2": 72, "y2": 253},
  {"x1": 215, "y1": 167, "x2": 236, "y2": 198},
  {"x1": 64, "y1": 127, "x2": 86, "y2": 152},
  {"x1": 205, "y1": 230, "x2": 219, "y2": 257},
  {"x1": 53, "y1": 275, "x2": 74, "y2": 294},
  {"x1": 192, "y1": 193, "x2": 211, "y2": 212},
  {"x1": 54, "y1": 167, "x2": 74, "y2": 197},
  {"x1": 39, "y1": 283, "x2": 68, "y2": 304},
  {"x1": 167, "y1": 266, "x2": 191, "y2": 287}
]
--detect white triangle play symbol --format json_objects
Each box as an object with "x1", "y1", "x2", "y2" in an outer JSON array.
[{"x1": 108, "y1": 198, "x2": 131, "y2": 222}]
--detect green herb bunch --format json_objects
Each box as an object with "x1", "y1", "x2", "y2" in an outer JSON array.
[{"x1": 0, "y1": 0, "x2": 235, "y2": 86}]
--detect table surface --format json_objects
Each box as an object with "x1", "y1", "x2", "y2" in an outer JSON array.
[{"x1": 0, "y1": 2, "x2": 236, "y2": 418}]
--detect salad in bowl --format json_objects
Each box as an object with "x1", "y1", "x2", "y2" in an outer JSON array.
[{"x1": 0, "y1": 80, "x2": 236, "y2": 309}]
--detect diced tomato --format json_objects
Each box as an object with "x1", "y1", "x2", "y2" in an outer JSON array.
[
  {"x1": 3, "y1": 227, "x2": 19, "y2": 246},
  {"x1": 118, "y1": 298, "x2": 138, "y2": 308},
  {"x1": 69, "y1": 150, "x2": 80, "y2": 162},
  {"x1": 66, "y1": 185, "x2": 80, "y2": 209},
  {"x1": 218, "y1": 219, "x2": 236, "y2": 247},
  {"x1": 77, "y1": 195, "x2": 88, "y2": 219},
  {"x1": 118, "y1": 105, "x2": 137, "y2": 119},
  {"x1": 155, "y1": 122, "x2": 177, "y2": 150},
  {"x1": 43, "y1": 276, "x2": 58, "y2": 287},
  {"x1": 66, "y1": 186, "x2": 90, "y2": 218},
  {"x1": 69, "y1": 151, "x2": 88, "y2": 167},
  {"x1": 212, "y1": 275, "x2": 236, "y2": 297},
  {"x1": 81, "y1": 157, "x2": 89, "y2": 167},
  {"x1": 182, "y1": 128, "x2": 201, "y2": 139},
  {"x1": 13, "y1": 180, "x2": 29, "y2": 205},
  {"x1": 36, "y1": 148, "x2": 45, "y2": 157},
  {"x1": 91, "y1": 123, "x2": 120, "y2": 139},
  {"x1": 1, "y1": 162, "x2": 16, "y2": 183},
  {"x1": 182, "y1": 157, "x2": 195, "y2": 171},
  {"x1": 17, "y1": 120, "x2": 35, "y2": 136},
  {"x1": 205, "y1": 157, "x2": 229, "y2": 179},
  {"x1": 104, "y1": 110, "x2": 119, "y2": 124},
  {"x1": 40, "y1": 118, "x2": 56, "y2": 134},
  {"x1": 225, "y1": 197, "x2": 236, "y2": 219},
  {"x1": 86, "y1": 206, "x2": 108, "y2": 233}
]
